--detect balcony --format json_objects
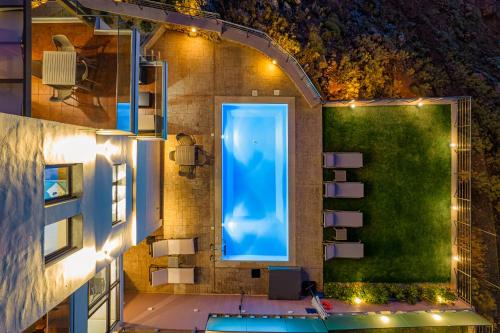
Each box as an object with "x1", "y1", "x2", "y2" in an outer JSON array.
[
  {"x1": 30, "y1": 2, "x2": 169, "y2": 138},
  {"x1": 31, "y1": 12, "x2": 138, "y2": 132}
]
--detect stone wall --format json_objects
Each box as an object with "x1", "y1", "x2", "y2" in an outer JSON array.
[{"x1": 123, "y1": 30, "x2": 323, "y2": 295}]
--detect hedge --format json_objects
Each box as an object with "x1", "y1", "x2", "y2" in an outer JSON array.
[{"x1": 323, "y1": 282, "x2": 457, "y2": 305}]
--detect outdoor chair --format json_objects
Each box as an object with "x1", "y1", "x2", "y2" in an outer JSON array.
[
  {"x1": 323, "y1": 181, "x2": 364, "y2": 198},
  {"x1": 323, "y1": 152, "x2": 363, "y2": 168},
  {"x1": 168, "y1": 150, "x2": 176, "y2": 161},
  {"x1": 324, "y1": 242, "x2": 364, "y2": 260},
  {"x1": 31, "y1": 60, "x2": 43, "y2": 79},
  {"x1": 176, "y1": 132, "x2": 195, "y2": 145},
  {"x1": 178, "y1": 165, "x2": 195, "y2": 179},
  {"x1": 195, "y1": 147, "x2": 209, "y2": 166},
  {"x1": 149, "y1": 237, "x2": 197, "y2": 258},
  {"x1": 49, "y1": 88, "x2": 73, "y2": 102},
  {"x1": 149, "y1": 265, "x2": 195, "y2": 286},
  {"x1": 52, "y1": 34, "x2": 75, "y2": 52},
  {"x1": 323, "y1": 210, "x2": 363, "y2": 228}
]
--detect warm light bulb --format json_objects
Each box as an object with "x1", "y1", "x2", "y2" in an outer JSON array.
[
  {"x1": 353, "y1": 297, "x2": 362, "y2": 304},
  {"x1": 449, "y1": 143, "x2": 457, "y2": 148},
  {"x1": 436, "y1": 295, "x2": 444, "y2": 303},
  {"x1": 417, "y1": 102, "x2": 423, "y2": 108},
  {"x1": 191, "y1": 27, "x2": 197, "y2": 33},
  {"x1": 452, "y1": 255, "x2": 460, "y2": 262},
  {"x1": 451, "y1": 205, "x2": 459, "y2": 211},
  {"x1": 380, "y1": 315, "x2": 390, "y2": 323},
  {"x1": 432, "y1": 314, "x2": 442, "y2": 321},
  {"x1": 271, "y1": 59, "x2": 277, "y2": 65}
]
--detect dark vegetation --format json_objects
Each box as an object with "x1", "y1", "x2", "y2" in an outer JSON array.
[{"x1": 324, "y1": 282, "x2": 457, "y2": 305}]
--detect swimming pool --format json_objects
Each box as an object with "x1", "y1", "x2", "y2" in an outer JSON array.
[{"x1": 221, "y1": 103, "x2": 289, "y2": 261}]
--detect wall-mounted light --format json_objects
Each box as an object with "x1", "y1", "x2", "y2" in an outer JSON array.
[
  {"x1": 271, "y1": 59, "x2": 277, "y2": 65},
  {"x1": 97, "y1": 141, "x2": 119, "y2": 160},
  {"x1": 451, "y1": 205, "x2": 459, "y2": 211},
  {"x1": 46, "y1": 135, "x2": 96, "y2": 163}
]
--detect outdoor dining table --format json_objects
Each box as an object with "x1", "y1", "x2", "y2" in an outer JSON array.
[
  {"x1": 42, "y1": 51, "x2": 77, "y2": 86},
  {"x1": 175, "y1": 145, "x2": 196, "y2": 166}
]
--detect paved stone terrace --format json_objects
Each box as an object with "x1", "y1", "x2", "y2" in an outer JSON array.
[{"x1": 123, "y1": 30, "x2": 323, "y2": 295}]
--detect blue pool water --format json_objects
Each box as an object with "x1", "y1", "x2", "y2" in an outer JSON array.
[{"x1": 221, "y1": 103, "x2": 289, "y2": 261}]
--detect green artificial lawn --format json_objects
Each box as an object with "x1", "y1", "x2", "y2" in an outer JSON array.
[{"x1": 323, "y1": 105, "x2": 451, "y2": 283}]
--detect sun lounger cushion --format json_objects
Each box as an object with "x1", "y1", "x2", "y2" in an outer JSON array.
[
  {"x1": 324, "y1": 243, "x2": 364, "y2": 259},
  {"x1": 151, "y1": 268, "x2": 168, "y2": 287},
  {"x1": 152, "y1": 238, "x2": 196, "y2": 257}
]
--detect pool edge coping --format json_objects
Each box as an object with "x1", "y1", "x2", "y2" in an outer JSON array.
[{"x1": 213, "y1": 96, "x2": 296, "y2": 269}]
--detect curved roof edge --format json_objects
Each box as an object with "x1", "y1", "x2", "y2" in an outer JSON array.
[{"x1": 75, "y1": 0, "x2": 323, "y2": 107}]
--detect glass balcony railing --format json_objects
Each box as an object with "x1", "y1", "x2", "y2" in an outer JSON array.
[
  {"x1": 137, "y1": 56, "x2": 168, "y2": 139},
  {"x1": 0, "y1": 1, "x2": 30, "y2": 116},
  {"x1": 31, "y1": 6, "x2": 142, "y2": 135}
]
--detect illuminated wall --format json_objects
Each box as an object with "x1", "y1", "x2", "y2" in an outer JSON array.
[{"x1": 0, "y1": 113, "x2": 160, "y2": 332}]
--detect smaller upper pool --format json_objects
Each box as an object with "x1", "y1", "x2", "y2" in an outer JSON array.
[{"x1": 221, "y1": 103, "x2": 289, "y2": 261}]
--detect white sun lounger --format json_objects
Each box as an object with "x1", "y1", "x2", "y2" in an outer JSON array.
[
  {"x1": 323, "y1": 182, "x2": 364, "y2": 198},
  {"x1": 152, "y1": 238, "x2": 196, "y2": 257},
  {"x1": 324, "y1": 210, "x2": 363, "y2": 228},
  {"x1": 323, "y1": 152, "x2": 363, "y2": 168},
  {"x1": 150, "y1": 267, "x2": 195, "y2": 286},
  {"x1": 324, "y1": 242, "x2": 364, "y2": 260}
]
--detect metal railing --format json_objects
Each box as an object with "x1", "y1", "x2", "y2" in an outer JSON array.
[
  {"x1": 109, "y1": 0, "x2": 322, "y2": 101},
  {"x1": 475, "y1": 324, "x2": 494, "y2": 333},
  {"x1": 454, "y1": 96, "x2": 472, "y2": 303},
  {"x1": 221, "y1": 20, "x2": 322, "y2": 101},
  {"x1": 126, "y1": 0, "x2": 220, "y2": 19}
]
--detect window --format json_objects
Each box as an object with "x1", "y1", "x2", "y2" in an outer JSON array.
[
  {"x1": 88, "y1": 258, "x2": 120, "y2": 333},
  {"x1": 44, "y1": 165, "x2": 72, "y2": 202},
  {"x1": 23, "y1": 297, "x2": 70, "y2": 332},
  {"x1": 44, "y1": 219, "x2": 73, "y2": 263},
  {"x1": 112, "y1": 164, "x2": 126, "y2": 225}
]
